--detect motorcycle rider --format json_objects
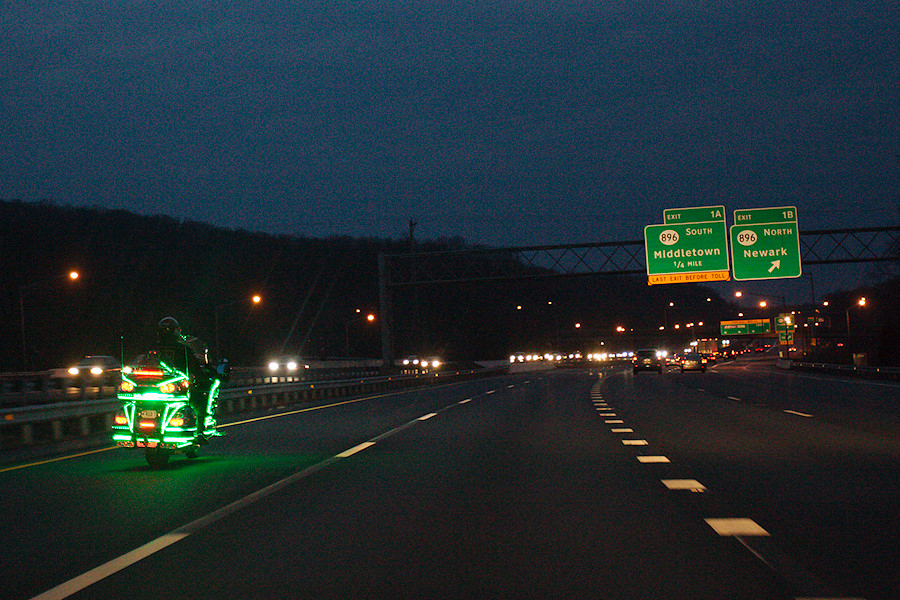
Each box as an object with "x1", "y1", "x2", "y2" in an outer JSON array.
[{"x1": 156, "y1": 317, "x2": 216, "y2": 438}]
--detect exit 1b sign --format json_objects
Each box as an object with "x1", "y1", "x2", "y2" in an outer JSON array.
[{"x1": 730, "y1": 207, "x2": 802, "y2": 280}]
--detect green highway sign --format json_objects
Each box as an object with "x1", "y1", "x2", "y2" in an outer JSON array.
[
  {"x1": 645, "y1": 206, "x2": 730, "y2": 285},
  {"x1": 775, "y1": 313, "x2": 796, "y2": 332},
  {"x1": 663, "y1": 205, "x2": 727, "y2": 225},
  {"x1": 720, "y1": 319, "x2": 772, "y2": 336},
  {"x1": 730, "y1": 206, "x2": 802, "y2": 280}
]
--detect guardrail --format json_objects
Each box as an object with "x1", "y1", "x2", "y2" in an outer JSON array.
[
  {"x1": 0, "y1": 363, "x2": 386, "y2": 409},
  {"x1": 784, "y1": 360, "x2": 900, "y2": 380},
  {"x1": 0, "y1": 365, "x2": 507, "y2": 450}
]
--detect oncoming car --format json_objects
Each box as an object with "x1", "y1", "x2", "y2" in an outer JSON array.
[
  {"x1": 633, "y1": 349, "x2": 663, "y2": 373},
  {"x1": 67, "y1": 355, "x2": 120, "y2": 385},
  {"x1": 401, "y1": 356, "x2": 443, "y2": 372},
  {"x1": 267, "y1": 357, "x2": 309, "y2": 376}
]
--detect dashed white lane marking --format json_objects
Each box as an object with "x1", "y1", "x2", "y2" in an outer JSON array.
[
  {"x1": 336, "y1": 441, "x2": 376, "y2": 457},
  {"x1": 638, "y1": 456, "x2": 670, "y2": 463},
  {"x1": 610, "y1": 428, "x2": 634, "y2": 433},
  {"x1": 662, "y1": 479, "x2": 706, "y2": 492},
  {"x1": 599, "y1": 412, "x2": 616, "y2": 417},
  {"x1": 728, "y1": 396, "x2": 742, "y2": 402},
  {"x1": 704, "y1": 518, "x2": 770, "y2": 537},
  {"x1": 605, "y1": 419, "x2": 624, "y2": 424},
  {"x1": 784, "y1": 410, "x2": 814, "y2": 418},
  {"x1": 32, "y1": 386, "x2": 494, "y2": 600},
  {"x1": 485, "y1": 390, "x2": 497, "y2": 394},
  {"x1": 507, "y1": 385, "x2": 515, "y2": 389},
  {"x1": 622, "y1": 439, "x2": 649, "y2": 446}
]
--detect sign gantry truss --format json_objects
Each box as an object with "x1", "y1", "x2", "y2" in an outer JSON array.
[
  {"x1": 377, "y1": 225, "x2": 898, "y2": 364},
  {"x1": 800, "y1": 226, "x2": 900, "y2": 265},
  {"x1": 383, "y1": 226, "x2": 899, "y2": 287}
]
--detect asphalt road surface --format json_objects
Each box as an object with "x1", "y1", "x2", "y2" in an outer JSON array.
[{"x1": 2, "y1": 358, "x2": 898, "y2": 599}]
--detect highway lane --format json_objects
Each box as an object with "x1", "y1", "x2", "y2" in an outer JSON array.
[
  {"x1": 612, "y1": 358, "x2": 900, "y2": 599},
  {"x1": 1, "y1": 376, "x2": 520, "y2": 599},
  {"x1": 3, "y1": 361, "x2": 897, "y2": 599}
]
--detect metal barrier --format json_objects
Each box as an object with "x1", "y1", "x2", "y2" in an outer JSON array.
[
  {"x1": 0, "y1": 365, "x2": 507, "y2": 449},
  {"x1": 787, "y1": 360, "x2": 900, "y2": 380}
]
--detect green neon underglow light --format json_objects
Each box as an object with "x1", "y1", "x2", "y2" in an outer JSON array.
[
  {"x1": 207, "y1": 379, "x2": 221, "y2": 413},
  {"x1": 160, "y1": 402, "x2": 186, "y2": 433},
  {"x1": 159, "y1": 360, "x2": 188, "y2": 380},
  {"x1": 124, "y1": 403, "x2": 136, "y2": 430}
]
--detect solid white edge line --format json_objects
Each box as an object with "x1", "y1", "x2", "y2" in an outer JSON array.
[{"x1": 30, "y1": 533, "x2": 189, "y2": 600}]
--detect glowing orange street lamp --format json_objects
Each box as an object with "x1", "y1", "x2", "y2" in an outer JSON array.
[
  {"x1": 345, "y1": 312, "x2": 377, "y2": 356},
  {"x1": 216, "y1": 294, "x2": 263, "y2": 357},
  {"x1": 19, "y1": 269, "x2": 81, "y2": 369}
]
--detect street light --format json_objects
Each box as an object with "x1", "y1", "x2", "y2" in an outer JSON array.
[
  {"x1": 345, "y1": 312, "x2": 376, "y2": 356},
  {"x1": 846, "y1": 297, "x2": 867, "y2": 338},
  {"x1": 735, "y1": 290, "x2": 788, "y2": 357},
  {"x1": 215, "y1": 293, "x2": 262, "y2": 358},
  {"x1": 19, "y1": 269, "x2": 80, "y2": 370}
]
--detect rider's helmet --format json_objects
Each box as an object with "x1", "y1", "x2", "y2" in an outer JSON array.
[{"x1": 157, "y1": 317, "x2": 184, "y2": 345}]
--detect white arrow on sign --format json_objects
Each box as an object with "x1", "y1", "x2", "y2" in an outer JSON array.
[{"x1": 768, "y1": 260, "x2": 781, "y2": 273}]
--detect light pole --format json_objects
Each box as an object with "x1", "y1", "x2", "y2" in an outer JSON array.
[
  {"x1": 663, "y1": 301, "x2": 674, "y2": 331},
  {"x1": 215, "y1": 293, "x2": 262, "y2": 358},
  {"x1": 19, "y1": 270, "x2": 80, "y2": 370},
  {"x1": 845, "y1": 297, "x2": 867, "y2": 338},
  {"x1": 345, "y1": 311, "x2": 376, "y2": 357},
  {"x1": 735, "y1": 290, "x2": 788, "y2": 357}
]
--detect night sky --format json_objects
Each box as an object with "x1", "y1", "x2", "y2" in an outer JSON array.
[{"x1": 2, "y1": 1, "x2": 898, "y2": 251}]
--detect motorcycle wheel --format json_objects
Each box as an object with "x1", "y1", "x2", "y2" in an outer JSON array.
[
  {"x1": 184, "y1": 445, "x2": 199, "y2": 459},
  {"x1": 145, "y1": 447, "x2": 171, "y2": 469}
]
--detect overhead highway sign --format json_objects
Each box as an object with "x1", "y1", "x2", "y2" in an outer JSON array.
[
  {"x1": 645, "y1": 206, "x2": 730, "y2": 285},
  {"x1": 730, "y1": 206, "x2": 802, "y2": 280},
  {"x1": 719, "y1": 319, "x2": 772, "y2": 336}
]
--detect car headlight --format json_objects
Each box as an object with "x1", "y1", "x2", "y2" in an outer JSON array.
[
  {"x1": 268, "y1": 361, "x2": 279, "y2": 372},
  {"x1": 68, "y1": 367, "x2": 80, "y2": 376}
]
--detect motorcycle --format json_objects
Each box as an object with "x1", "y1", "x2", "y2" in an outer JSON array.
[{"x1": 112, "y1": 351, "x2": 226, "y2": 468}]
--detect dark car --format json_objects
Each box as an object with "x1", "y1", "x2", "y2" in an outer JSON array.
[
  {"x1": 633, "y1": 349, "x2": 663, "y2": 373},
  {"x1": 681, "y1": 352, "x2": 707, "y2": 373}
]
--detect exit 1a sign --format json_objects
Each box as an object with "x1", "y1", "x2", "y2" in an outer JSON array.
[
  {"x1": 645, "y1": 206, "x2": 731, "y2": 285},
  {"x1": 730, "y1": 206, "x2": 802, "y2": 280}
]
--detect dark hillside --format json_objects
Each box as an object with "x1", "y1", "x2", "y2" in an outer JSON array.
[{"x1": 1, "y1": 200, "x2": 740, "y2": 370}]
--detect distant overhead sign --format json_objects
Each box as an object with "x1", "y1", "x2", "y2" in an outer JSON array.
[
  {"x1": 645, "y1": 206, "x2": 730, "y2": 285},
  {"x1": 720, "y1": 319, "x2": 772, "y2": 336},
  {"x1": 730, "y1": 207, "x2": 802, "y2": 280}
]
